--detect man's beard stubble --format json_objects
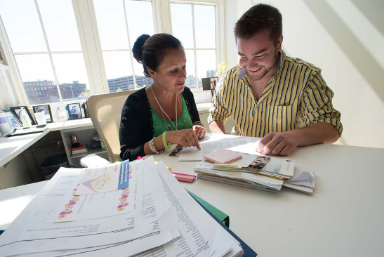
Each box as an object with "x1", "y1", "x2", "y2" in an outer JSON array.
[{"x1": 247, "y1": 51, "x2": 279, "y2": 81}]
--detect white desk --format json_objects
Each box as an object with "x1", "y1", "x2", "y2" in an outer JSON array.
[
  {"x1": 2, "y1": 135, "x2": 383, "y2": 256},
  {"x1": 0, "y1": 119, "x2": 93, "y2": 168},
  {"x1": 0, "y1": 104, "x2": 212, "y2": 169}
]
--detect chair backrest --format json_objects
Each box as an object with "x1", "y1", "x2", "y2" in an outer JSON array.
[{"x1": 87, "y1": 90, "x2": 137, "y2": 163}]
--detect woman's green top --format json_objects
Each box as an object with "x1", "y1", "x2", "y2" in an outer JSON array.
[{"x1": 151, "y1": 94, "x2": 193, "y2": 137}]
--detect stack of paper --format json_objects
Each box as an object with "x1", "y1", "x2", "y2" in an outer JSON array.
[
  {"x1": 194, "y1": 161, "x2": 284, "y2": 192},
  {"x1": 193, "y1": 137, "x2": 300, "y2": 193},
  {"x1": 283, "y1": 167, "x2": 316, "y2": 195},
  {"x1": 0, "y1": 157, "x2": 246, "y2": 257}
]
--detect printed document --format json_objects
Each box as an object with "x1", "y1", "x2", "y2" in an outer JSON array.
[
  {"x1": 152, "y1": 161, "x2": 243, "y2": 257},
  {"x1": 47, "y1": 162, "x2": 136, "y2": 223},
  {"x1": 11, "y1": 158, "x2": 182, "y2": 257},
  {"x1": 76, "y1": 160, "x2": 130, "y2": 195},
  {"x1": 0, "y1": 162, "x2": 144, "y2": 256}
]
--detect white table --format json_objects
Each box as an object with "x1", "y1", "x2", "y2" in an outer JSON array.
[{"x1": 1, "y1": 134, "x2": 383, "y2": 257}]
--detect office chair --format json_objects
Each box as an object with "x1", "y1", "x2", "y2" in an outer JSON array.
[{"x1": 80, "y1": 90, "x2": 137, "y2": 167}]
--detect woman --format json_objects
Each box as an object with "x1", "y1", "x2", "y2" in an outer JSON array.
[{"x1": 120, "y1": 33, "x2": 207, "y2": 161}]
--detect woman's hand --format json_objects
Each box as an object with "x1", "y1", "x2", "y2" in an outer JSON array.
[
  {"x1": 166, "y1": 129, "x2": 201, "y2": 149},
  {"x1": 193, "y1": 125, "x2": 207, "y2": 140}
]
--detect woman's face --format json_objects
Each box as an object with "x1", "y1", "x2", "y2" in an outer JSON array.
[{"x1": 148, "y1": 46, "x2": 187, "y2": 94}]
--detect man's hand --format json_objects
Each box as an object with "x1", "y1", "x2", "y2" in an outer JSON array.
[
  {"x1": 256, "y1": 123, "x2": 340, "y2": 156},
  {"x1": 256, "y1": 132, "x2": 298, "y2": 156}
]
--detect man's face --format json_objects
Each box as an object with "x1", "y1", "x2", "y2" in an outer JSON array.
[{"x1": 237, "y1": 30, "x2": 282, "y2": 81}]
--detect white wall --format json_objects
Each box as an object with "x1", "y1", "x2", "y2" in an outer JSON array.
[{"x1": 224, "y1": 0, "x2": 384, "y2": 149}]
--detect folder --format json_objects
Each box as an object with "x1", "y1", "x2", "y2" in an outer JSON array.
[
  {"x1": 188, "y1": 190, "x2": 257, "y2": 257},
  {"x1": 187, "y1": 190, "x2": 230, "y2": 227}
]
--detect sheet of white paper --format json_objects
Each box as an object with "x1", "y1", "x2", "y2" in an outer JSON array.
[
  {"x1": 202, "y1": 137, "x2": 260, "y2": 156},
  {"x1": 177, "y1": 147, "x2": 203, "y2": 162},
  {"x1": 47, "y1": 166, "x2": 135, "y2": 223},
  {"x1": 0, "y1": 163, "x2": 144, "y2": 257},
  {"x1": 75, "y1": 161, "x2": 130, "y2": 195}
]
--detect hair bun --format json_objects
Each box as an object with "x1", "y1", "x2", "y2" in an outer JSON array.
[{"x1": 132, "y1": 34, "x2": 150, "y2": 63}]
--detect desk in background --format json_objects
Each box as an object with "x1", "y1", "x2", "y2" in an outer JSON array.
[
  {"x1": 0, "y1": 104, "x2": 222, "y2": 189},
  {"x1": 1, "y1": 134, "x2": 383, "y2": 256},
  {"x1": 0, "y1": 119, "x2": 94, "y2": 189}
]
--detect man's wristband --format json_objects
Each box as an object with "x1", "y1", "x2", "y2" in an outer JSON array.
[{"x1": 162, "y1": 132, "x2": 172, "y2": 150}]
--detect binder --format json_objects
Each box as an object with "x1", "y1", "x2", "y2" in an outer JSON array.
[
  {"x1": 188, "y1": 190, "x2": 230, "y2": 227},
  {"x1": 188, "y1": 191, "x2": 257, "y2": 257}
]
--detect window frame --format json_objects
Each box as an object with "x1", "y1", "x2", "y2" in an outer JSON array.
[
  {"x1": 0, "y1": 0, "x2": 91, "y2": 105},
  {"x1": 168, "y1": 0, "x2": 224, "y2": 91},
  {"x1": 0, "y1": 0, "x2": 225, "y2": 105}
]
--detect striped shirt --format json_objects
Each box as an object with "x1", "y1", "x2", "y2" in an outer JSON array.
[{"x1": 208, "y1": 51, "x2": 343, "y2": 137}]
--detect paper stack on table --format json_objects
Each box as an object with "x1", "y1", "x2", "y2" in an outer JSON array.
[
  {"x1": 194, "y1": 136, "x2": 315, "y2": 194},
  {"x1": 0, "y1": 157, "x2": 245, "y2": 257},
  {"x1": 194, "y1": 161, "x2": 284, "y2": 192}
]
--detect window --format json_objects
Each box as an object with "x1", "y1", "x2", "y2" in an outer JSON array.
[
  {"x1": 0, "y1": 0, "x2": 89, "y2": 105},
  {"x1": 0, "y1": 0, "x2": 223, "y2": 105},
  {"x1": 170, "y1": 2, "x2": 218, "y2": 88},
  {"x1": 93, "y1": 0, "x2": 154, "y2": 93}
]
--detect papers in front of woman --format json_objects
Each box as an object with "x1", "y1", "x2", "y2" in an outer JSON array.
[{"x1": 0, "y1": 157, "x2": 244, "y2": 257}]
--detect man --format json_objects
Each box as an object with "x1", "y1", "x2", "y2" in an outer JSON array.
[{"x1": 209, "y1": 4, "x2": 342, "y2": 156}]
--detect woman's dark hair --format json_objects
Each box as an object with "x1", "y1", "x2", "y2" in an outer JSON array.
[
  {"x1": 132, "y1": 33, "x2": 182, "y2": 77},
  {"x1": 234, "y1": 4, "x2": 282, "y2": 44}
]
